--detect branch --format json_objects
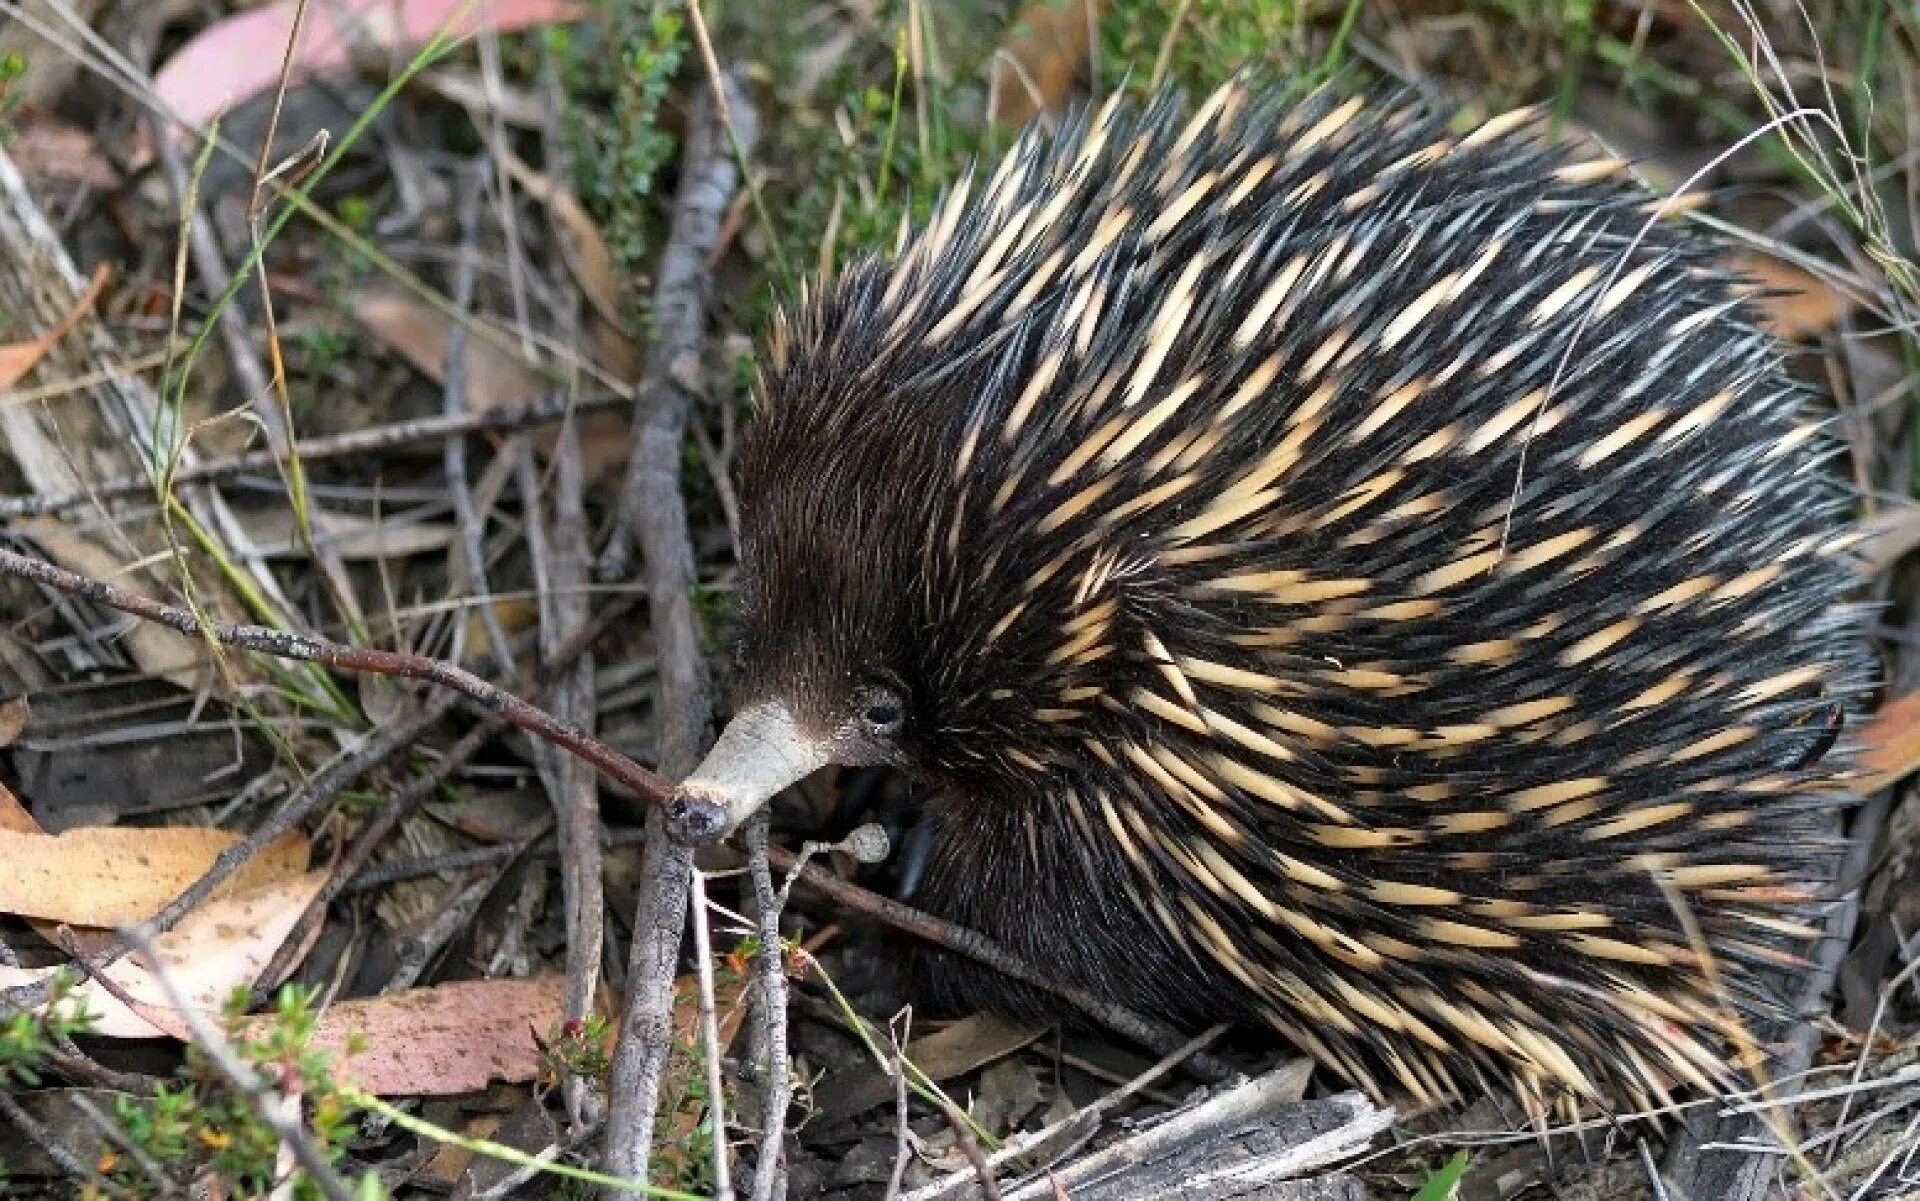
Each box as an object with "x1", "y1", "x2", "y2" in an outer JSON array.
[
  {"x1": 0, "y1": 545, "x2": 685, "y2": 813},
  {"x1": 601, "y1": 60, "x2": 757, "y2": 1190}
]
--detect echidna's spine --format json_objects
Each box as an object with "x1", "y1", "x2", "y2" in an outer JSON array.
[{"x1": 741, "y1": 74, "x2": 1875, "y2": 1109}]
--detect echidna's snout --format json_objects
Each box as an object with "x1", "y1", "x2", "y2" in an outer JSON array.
[{"x1": 670, "y1": 700, "x2": 837, "y2": 840}]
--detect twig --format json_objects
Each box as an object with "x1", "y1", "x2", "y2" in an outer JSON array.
[
  {"x1": 443, "y1": 164, "x2": 516, "y2": 682},
  {"x1": 0, "y1": 391, "x2": 622, "y2": 520},
  {"x1": 68, "y1": 1092, "x2": 180, "y2": 1198},
  {"x1": 524, "y1": 427, "x2": 608, "y2": 1130},
  {"x1": 0, "y1": 542, "x2": 1221, "y2": 1078},
  {"x1": 0, "y1": 547, "x2": 687, "y2": 818},
  {"x1": 884, "y1": 1027, "x2": 913, "y2": 1201},
  {"x1": 602, "y1": 814, "x2": 693, "y2": 1189},
  {"x1": 469, "y1": 1118, "x2": 607, "y2": 1201},
  {"x1": 1003, "y1": 1068, "x2": 1384, "y2": 1201},
  {"x1": 901, "y1": 1025, "x2": 1230, "y2": 1201},
  {"x1": 691, "y1": 869, "x2": 737, "y2": 1201},
  {"x1": 257, "y1": 593, "x2": 641, "y2": 991},
  {"x1": 120, "y1": 926, "x2": 356, "y2": 1201},
  {"x1": 595, "y1": 66, "x2": 754, "y2": 719},
  {"x1": 744, "y1": 814, "x2": 792, "y2": 1201},
  {"x1": 931, "y1": 1091, "x2": 1002, "y2": 1201},
  {"x1": 47, "y1": 1032, "x2": 165, "y2": 1095}
]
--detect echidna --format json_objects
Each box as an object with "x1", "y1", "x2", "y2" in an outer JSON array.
[{"x1": 673, "y1": 78, "x2": 1876, "y2": 1109}]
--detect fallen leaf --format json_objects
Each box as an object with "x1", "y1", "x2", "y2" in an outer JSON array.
[
  {"x1": 991, "y1": 0, "x2": 1103, "y2": 127},
  {"x1": 1860, "y1": 693, "x2": 1920, "y2": 790},
  {"x1": 7, "y1": 114, "x2": 118, "y2": 190},
  {"x1": 0, "y1": 695, "x2": 26, "y2": 748},
  {"x1": 284, "y1": 976, "x2": 568, "y2": 1096},
  {"x1": 152, "y1": 0, "x2": 587, "y2": 140},
  {"x1": 0, "y1": 826, "x2": 308, "y2": 928},
  {"x1": 413, "y1": 1112, "x2": 503, "y2": 1189},
  {"x1": 498, "y1": 151, "x2": 628, "y2": 338},
  {"x1": 0, "y1": 263, "x2": 109, "y2": 390},
  {"x1": 1727, "y1": 251, "x2": 1858, "y2": 339},
  {"x1": 0, "y1": 781, "x2": 37, "y2": 833},
  {"x1": 0, "y1": 869, "x2": 329, "y2": 1038},
  {"x1": 350, "y1": 291, "x2": 546, "y2": 411}
]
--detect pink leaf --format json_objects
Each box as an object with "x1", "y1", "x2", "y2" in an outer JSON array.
[
  {"x1": 284, "y1": 976, "x2": 569, "y2": 1096},
  {"x1": 153, "y1": 0, "x2": 587, "y2": 137}
]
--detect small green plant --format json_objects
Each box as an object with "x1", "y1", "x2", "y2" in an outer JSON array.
[
  {"x1": 1098, "y1": 0, "x2": 1359, "y2": 99},
  {"x1": 1411, "y1": 1150, "x2": 1470, "y2": 1200},
  {"x1": 100, "y1": 985, "x2": 368, "y2": 1200},
  {"x1": 550, "y1": 0, "x2": 687, "y2": 291},
  {"x1": 0, "y1": 50, "x2": 29, "y2": 132},
  {"x1": 541, "y1": 1013, "x2": 613, "y2": 1084},
  {"x1": 0, "y1": 971, "x2": 94, "y2": 1086}
]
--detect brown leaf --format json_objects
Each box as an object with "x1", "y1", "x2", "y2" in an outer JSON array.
[
  {"x1": 0, "y1": 782, "x2": 37, "y2": 833},
  {"x1": 1727, "y1": 252, "x2": 1857, "y2": 339},
  {"x1": 350, "y1": 292, "x2": 546, "y2": 410},
  {"x1": 497, "y1": 152, "x2": 626, "y2": 336},
  {"x1": 1859, "y1": 692, "x2": 1920, "y2": 789},
  {"x1": 0, "y1": 869, "x2": 328, "y2": 1038},
  {"x1": 991, "y1": 0, "x2": 1103, "y2": 127},
  {"x1": 0, "y1": 263, "x2": 109, "y2": 390},
  {"x1": 289, "y1": 976, "x2": 568, "y2": 1096},
  {"x1": 0, "y1": 826, "x2": 308, "y2": 928}
]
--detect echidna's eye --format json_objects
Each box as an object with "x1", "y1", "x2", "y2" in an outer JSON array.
[{"x1": 853, "y1": 685, "x2": 905, "y2": 737}]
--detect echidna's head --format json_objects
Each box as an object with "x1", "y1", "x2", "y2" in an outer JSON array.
[{"x1": 668, "y1": 308, "x2": 957, "y2": 837}]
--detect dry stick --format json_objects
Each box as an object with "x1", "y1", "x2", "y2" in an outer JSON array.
[
  {"x1": 0, "y1": 544, "x2": 1219, "y2": 1072},
  {"x1": 603, "y1": 811, "x2": 693, "y2": 1189},
  {"x1": 932, "y1": 1092, "x2": 1004, "y2": 1201},
  {"x1": 443, "y1": 164, "x2": 516, "y2": 683},
  {"x1": 744, "y1": 814, "x2": 793, "y2": 1201},
  {"x1": 602, "y1": 62, "x2": 756, "y2": 1189},
  {"x1": 883, "y1": 1039, "x2": 913, "y2": 1201},
  {"x1": 0, "y1": 391, "x2": 622, "y2": 520},
  {"x1": 900, "y1": 1025, "x2": 1230, "y2": 1201},
  {"x1": 690, "y1": 869, "x2": 737, "y2": 1201},
  {"x1": 258, "y1": 593, "x2": 642, "y2": 991},
  {"x1": 66, "y1": 1092, "x2": 180, "y2": 1198},
  {"x1": 121, "y1": 926, "x2": 357, "y2": 1201},
  {"x1": 522, "y1": 428, "x2": 609, "y2": 1130},
  {"x1": 0, "y1": 675, "x2": 451, "y2": 1015}
]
